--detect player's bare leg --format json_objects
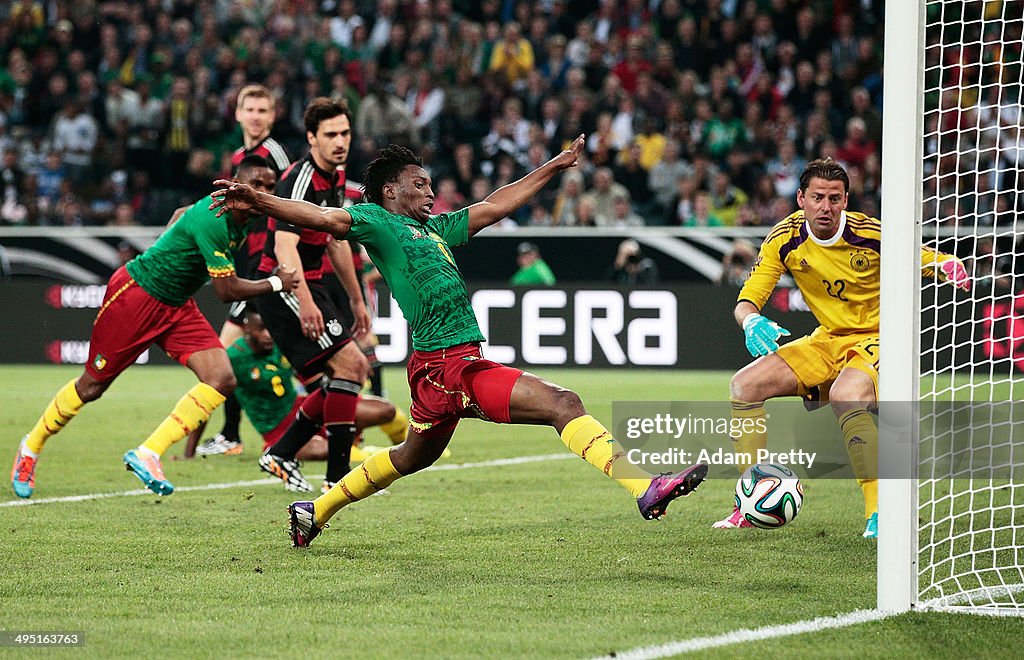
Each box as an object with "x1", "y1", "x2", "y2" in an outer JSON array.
[
  {"x1": 715, "y1": 355, "x2": 801, "y2": 529},
  {"x1": 829, "y1": 366, "x2": 879, "y2": 538},
  {"x1": 506, "y1": 373, "x2": 707, "y2": 519}
]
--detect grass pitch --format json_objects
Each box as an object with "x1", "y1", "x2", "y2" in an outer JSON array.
[{"x1": 0, "y1": 366, "x2": 1019, "y2": 658}]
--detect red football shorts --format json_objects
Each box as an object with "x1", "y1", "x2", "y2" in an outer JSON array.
[
  {"x1": 86, "y1": 266, "x2": 222, "y2": 382},
  {"x1": 406, "y1": 343, "x2": 523, "y2": 440}
]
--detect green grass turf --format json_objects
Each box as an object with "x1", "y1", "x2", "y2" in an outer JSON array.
[{"x1": 0, "y1": 366, "x2": 1018, "y2": 658}]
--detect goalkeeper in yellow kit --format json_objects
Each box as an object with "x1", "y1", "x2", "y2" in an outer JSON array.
[{"x1": 717, "y1": 158, "x2": 970, "y2": 538}]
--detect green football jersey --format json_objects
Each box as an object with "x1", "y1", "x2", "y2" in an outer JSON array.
[
  {"x1": 346, "y1": 204, "x2": 485, "y2": 351},
  {"x1": 126, "y1": 197, "x2": 247, "y2": 306},
  {"x1": 227, "y1": 338, "x2": 297, "y2": 434}
]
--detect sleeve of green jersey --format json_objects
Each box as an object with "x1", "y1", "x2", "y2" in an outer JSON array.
[
  {"x1": 345, "y1": 205, "x2": 375, "y2": 246},
  {"x1": 192, "y1": 201, "x2": 237, "y2": 278},
  {"x1": 427, "y1": 208, "x2": 470, "y2": 247}
]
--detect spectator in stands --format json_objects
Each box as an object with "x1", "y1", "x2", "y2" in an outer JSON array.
[
  {"x1": 608, "y1": 239, "x2": 659, "y2": 285},
  {"x1": 50, "y1": 96, "x2": 97, "y2": 185},
  {"x1": 0, "y1": 148, "x2": 28, "y2": 225},
  {"x1": 836, "y1": 117, "x2": 877, "y2": 172},
  {"x1": 610, "y1": 194, "x2": 645, "y2": 227},
  {"x1": 767, "y1": 139, "x2": 805, "y2": 198},
  {"x1": 356, "y1": 81, "x2": 417, "y2": 146},
  {"x1": 489, "y1": 22, "x2": 534, "y2": 88},
  {"x1": 686, "y1": 191, "x2": 723, "y2": 227},
  {"x1": 582, "y1": 167, "x2": 629, "y2": 226},
  {"x1": 710, "y1": 171, "x2": 749, "y2": 227}
]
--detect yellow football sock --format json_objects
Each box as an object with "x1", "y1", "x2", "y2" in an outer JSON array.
[
  {"x1": 730, "y1": 399, "x2": 768, "y2": 473},
  {"x1": 380, "y1": 407, "x2": 409, "y2": 444},
  {"x1": 25, "y1": 379, "x2": 85, "y2": 454},
  {"x1": 861, "y1": 479, "x2": 878, "y2": 519},
  {"x1": 349, "y1": 443, "x2": 370, "y2": 463},
  {"x1": 141, "y1": 383, "x2": 226, "y2": 456},
  {"x1": 560, "y1": 415, "x2": 650, "y2": 498},
  {"x1": 314, "y1": 447, "x2": 402, "y2": 523},
  {"x1": 838, "y1": 408, "x2": 879, "y2": 518}
]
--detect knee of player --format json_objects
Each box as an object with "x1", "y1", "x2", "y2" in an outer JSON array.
[
  {"x1": 75, "y1": 377, "x2": 107, "y2": 403},
  {"x1": 208, "y1": 372, "x2": 237, "y2": 396},
  {"x1": 827, "y1": 376, "x2": 873, "y2": 407},
  {"x1": 729, "y1": 371, "x2": 752, "y2": 402},
  {"x1": 551, "y1": 388, "x2": 585, "y2": 419}
]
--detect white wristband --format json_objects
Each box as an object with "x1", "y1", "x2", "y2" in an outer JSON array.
[
  {"x1": 267, "y1": 275, "x2": 283, "y2": 293},
  {"x1": 741, "y1": 313, "x2": 761, "y2": 330}
]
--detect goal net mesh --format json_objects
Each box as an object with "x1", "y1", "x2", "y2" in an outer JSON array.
[{"x1": 918, "y1": 0, "x2": 1024, "y2": 613}]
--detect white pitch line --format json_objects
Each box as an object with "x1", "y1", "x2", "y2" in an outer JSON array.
[
  {"x1": 0, "y1": 453, "x2": 575, "y2": 508},
  {"x1": 595, "y1": 609, "x2": 896, "y2": 659}
]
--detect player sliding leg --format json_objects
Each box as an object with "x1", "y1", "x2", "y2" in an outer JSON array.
[{"x1": 288, "y1": 359, "x2": 708, "y2": 548}]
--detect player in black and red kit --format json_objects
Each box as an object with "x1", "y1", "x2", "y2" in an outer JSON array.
[
  {"x1": 192, "y1": 84, "x2": 292, "y2": 457},
  {"x1": 253, "y1": 97, "x2": 382, "y2": 493}
]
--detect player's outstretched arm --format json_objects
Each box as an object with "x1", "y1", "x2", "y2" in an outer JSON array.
[
  {"x1": 210, "y1": 180, "x2": 354, "y2": 238},
  {"x1": 735, "y1": 301, "x2": 791, "y2": 357},
  {"x1": 465, "y1": 134, "x2": 585, "y2": 237},
  {"x1": 210, "y1": 267, "x2": 299, "y2": 302}
]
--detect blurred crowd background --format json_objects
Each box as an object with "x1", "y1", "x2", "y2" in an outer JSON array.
[{"x1": 0, "y1": 0, "x2": 888, "y2": 228}]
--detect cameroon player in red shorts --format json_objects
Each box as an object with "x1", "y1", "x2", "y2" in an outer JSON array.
[
  {"x1": 212, "y1": 138, "x2": 708, "y2": 548},
  {"x1": 10, "y1": 156, "x2": 298, "y2": 499}
]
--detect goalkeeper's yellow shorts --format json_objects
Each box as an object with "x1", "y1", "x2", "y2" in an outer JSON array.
[{"x1": 776, "y1": 327, "x2": 878, "y2": 398}]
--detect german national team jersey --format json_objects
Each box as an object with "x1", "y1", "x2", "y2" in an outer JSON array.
[
  {"x1": 125, "y1": 196, "x2": 247, "y2": 306},
  {"x1": 261, "y1": 155, "x2": 358, "y2": 281},
  {"x1": 231, "y1": 138, "x2": 290, "y2": 277},
  {"x1": 230, "y1": 137, "x2": 291, "y2": 174},
  {"x1": 227, "y1": 337, "x2": 297, "y2": 433},
  {"x1": 740, "y1": 210, "x2": 957, "y2": 335},
  {"x1": 345, "y1": 204, "x2": 485, "y2": 351}
]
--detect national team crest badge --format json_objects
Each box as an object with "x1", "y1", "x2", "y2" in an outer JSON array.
[
  {"x1": 93, "y1": 355, "x2": 106, "y2": 370},
  {"x1": 326, "y1": 319, "x2": 343, "y2": 336},
  {"x1": 250, "y1": 367, "x2": 260, "y2": 381},
  {"x1": 850, "y1": 252, "x2": 871, "y2": 273}
]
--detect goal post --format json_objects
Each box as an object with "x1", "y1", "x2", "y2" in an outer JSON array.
[
  {"x1": 878, "y1": 0, "x2": 924, "y2": 614},
  {"x1": 880, "y1": 0, "x2": 1024, "y2": 615}
]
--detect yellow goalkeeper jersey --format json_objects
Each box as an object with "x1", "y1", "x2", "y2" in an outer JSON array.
[{"x1": 739, "y1": 210, "x2": 955, "y2": 335}]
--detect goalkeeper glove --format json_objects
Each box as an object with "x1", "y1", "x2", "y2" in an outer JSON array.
[
  {"x1": 939, "y1": 258, "x2": 971, "y2": 291},
  {"x1": 742, "y1": 313, "x2": 791, "y2": 357}
]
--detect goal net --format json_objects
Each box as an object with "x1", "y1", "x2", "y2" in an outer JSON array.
[{"x1": 882, "y1": 0, "x2": 1024, "y2": 615}]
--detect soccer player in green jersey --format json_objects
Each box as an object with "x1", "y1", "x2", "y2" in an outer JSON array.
[
  {"x1": 222, "y1": 310, "x2": 407, "y2": 463},
  {"x1": 211, "y1": 139, "x2": 708, "y2": 548},
  {"x1": 10, "y1": 156, "x2": 298, "y2": 499}
]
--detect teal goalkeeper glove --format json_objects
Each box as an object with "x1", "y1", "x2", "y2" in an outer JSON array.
[{"x1": 742, "y1": 313, "x2": 791, "y2": 357}]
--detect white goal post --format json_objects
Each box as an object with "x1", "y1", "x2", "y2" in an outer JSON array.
[{"x1": 880, "y1": 0, "x2": 1024, "y2": 615}]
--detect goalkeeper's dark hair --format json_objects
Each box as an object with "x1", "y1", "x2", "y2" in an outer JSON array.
[
  {"x1": 236, "y1": 154, "x2": 274, "y2": 177},
  {"x1": 799, "y1": 158, "x2": 850, "y2": 193},
  {"x1": 362, "y1": 145, "x2": 424, "y2": 205}
]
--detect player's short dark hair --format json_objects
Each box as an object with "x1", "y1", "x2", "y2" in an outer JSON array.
[
  {"x1": 303, "y1": 97, "x2": 352, "y2": 135},
  {"x1": 799, "y1": 158, "x2": 850, "y2": 193},
  {"x1": 362, "y1": 145, "x2": 424, "y2": 205},
  {"x1": 236, "y1": 154, "x2": 274, "y2": 176}
]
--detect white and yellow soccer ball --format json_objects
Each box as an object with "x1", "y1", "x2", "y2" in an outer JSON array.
[{"x1": 735, "y1": 463, "x2": 804, "y2": 528}]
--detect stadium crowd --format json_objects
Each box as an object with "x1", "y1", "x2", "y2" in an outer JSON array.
[{"x1": 0, "y1": 0, "x2": 886, "y2": 228}]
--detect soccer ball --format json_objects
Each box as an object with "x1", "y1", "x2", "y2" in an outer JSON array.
[{"x1": 734, "y1": 463, "x2": 804, "y2": 529}]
